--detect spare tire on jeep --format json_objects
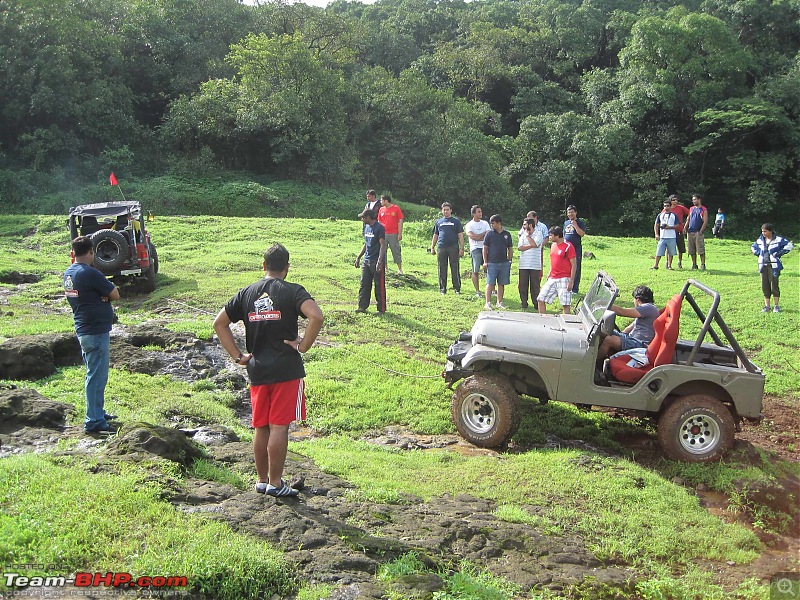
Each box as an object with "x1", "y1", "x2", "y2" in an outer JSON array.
[{"x1": 90, "y1": 229, "x2": 129, "y2": 273}]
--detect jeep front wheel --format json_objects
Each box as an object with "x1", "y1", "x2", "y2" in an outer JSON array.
[
  {"x1": 657, "y1": 394, "x2": 735, "y2": 462},
  {"x1": 451, "y1": 372, "x2": 521, "y2": 448}
]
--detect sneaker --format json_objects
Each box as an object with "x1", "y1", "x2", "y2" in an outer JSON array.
[
  {"x1": 650, "y1": 266, "x2": 659, "y2": 270},
  {"x1": 665, "y1": 266, "x2": 672, "y2": 270},
  {"x1": 440, "y1": 290, "x2": 446, "y2": 295},
  {"x1": 84, "y1": 422, "x2": 118, "y2": 434},
  {"x1": 484, "y1": 302, "x2": 493, "y2": 311},
  {"x1": 691, "y1": 265, "x2": 698, "y2": 270},
  {"x1": 474, "y1": 292, "x2": 482, "y2": 298},
  {"x1": 700, "y1": 265, "x2": 706, "y2": 271},
  {"x1": 398, "y1": 269, "x2": 404, "y2": 275},
  {"x1": 520, "y1": 303, "x2": 529, "y2": 309},
  {"x1": 678, "y1": 262, "x2": 682, "y2": 269},
  {"x1": 255, "y1": 482, "x2": 269, "y2": 494},
  {"x1": 265, "y1": 482, "x2": 299, "y2": 497},
  {"x1": 773, "y1": 306, "x2": 782, "y2": 313},
  {"x1": 355, "y1": 308, "x2": 367, "y2": 313},
  {"x1": 496, "y1": 302, "x2": 507, "y2": 309},
  {"x1": 761, "y1": 306, "x2": 771, "y2": 313},
  {"x1": 103, "y1": 412, "x2": 119, "y2": 421},
  {"x1": 454, "y1": 290, "x2": 461, "y2": 295}
]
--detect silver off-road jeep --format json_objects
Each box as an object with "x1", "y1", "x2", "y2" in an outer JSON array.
[{"x1": 443, "y1": 271, "x2": 764, "y2": 462}]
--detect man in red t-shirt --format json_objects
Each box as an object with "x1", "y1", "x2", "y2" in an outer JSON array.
[
  {"x1": 377, "y1": 194, "x2": 405, "y2": 275},
  {"x1": 667, "y1": 195, "x2": 690, "y2": 268},
  {"x1": 537, "y1": 225, "x2": 577, "y2": 315}
]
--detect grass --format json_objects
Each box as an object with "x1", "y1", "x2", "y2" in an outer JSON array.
[
  {"x1": 1, "y1": 212, "x2": 797, "y2": 598},
  {"x1": 0, "y1": 454, "x2": 295, "y2": 599}
]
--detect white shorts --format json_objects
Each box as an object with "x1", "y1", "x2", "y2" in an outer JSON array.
[{"x1": 537, "y1": 277, "x2": 573, "y2": 306}]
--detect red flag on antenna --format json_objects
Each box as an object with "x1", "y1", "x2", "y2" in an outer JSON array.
[{"x1": 109, "y1": 172, "x2": 118, "y2": 186}]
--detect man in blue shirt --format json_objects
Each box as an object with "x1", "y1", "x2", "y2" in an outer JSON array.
[
  {"x1": 430, "y1": 202, "x2": 465, "y2": 294},
  {"x1": 355, "y1": 209, "x2": 387, "y2": 313},
  {"x1": 63, "y1": 236, "x2": 120, "y2": 433},
  {"x1": 482, "y1": 215, "x2": 514, "y2": 310},
  {"x1": 563, "y1": 205, "x2": 586, "y2": 293}
]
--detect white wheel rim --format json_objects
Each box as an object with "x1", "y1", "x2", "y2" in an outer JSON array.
[
  {"x1": 678, "y1": 412, "x2": 721, "y2": 455},
  {"x1": 460, "y1": 392, "x2": 495, "y2": 434}
]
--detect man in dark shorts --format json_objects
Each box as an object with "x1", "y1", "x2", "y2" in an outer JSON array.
[
  {"x1": 64, "y1": 236, "x2": 121, "y2": 434},
  {"x1": 214, "y1": 243, "x2": 324, "y2": 497}
]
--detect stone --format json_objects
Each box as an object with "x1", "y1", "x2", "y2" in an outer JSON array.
[{"x1": 105, "y1": 422, "x2": 204, "y2": 467}]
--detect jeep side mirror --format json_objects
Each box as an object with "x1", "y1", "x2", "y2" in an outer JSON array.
[{"x1": 600, "y1": 310, "x2": 616, "y2": 337}]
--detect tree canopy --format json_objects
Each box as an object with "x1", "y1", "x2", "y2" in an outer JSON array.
[{"x1": 1, "y1": 0, "x2": 798, "y2": 233}]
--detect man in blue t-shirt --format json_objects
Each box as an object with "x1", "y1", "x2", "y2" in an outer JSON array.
[
  {"x1": 355, "y1": 209, "x2": 387, "y2": 313},
  {"x1": 430, "y1": 202, "x2": 465, "y2": 294},
  {"x1": 482, "y1": 215, "x2": 513, "y2": 310},
  {"x1": 563, "y1": 205, "x2": 587, "y2": 293},
  {"x1": 63, "y1": 236, "x2": 120, "y2": 433}
]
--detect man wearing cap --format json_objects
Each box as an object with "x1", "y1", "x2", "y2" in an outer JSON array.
[
  {"x1": 431, "y1": 202, "x2": 465, "y2": 294},
  {"x1": 597, "y1": 285, "x2": 659, "y2": 362},
  {"x1": 355, "y1": 209, "x2": 387, "y2": 313}
]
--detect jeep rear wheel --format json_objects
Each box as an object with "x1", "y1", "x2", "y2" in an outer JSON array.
[
  {"x1": 90, "y1": 229, "x2": 129, "y2": 272},
  {"x1": 451, "y1": 372, "x2": 521, "y2": 448},
  {"x1": 149, "y1": 243, "x2": 159, "y2": 274},
  {"x1": 658, "y1": 394, "x2": 735, "y2": 462}
]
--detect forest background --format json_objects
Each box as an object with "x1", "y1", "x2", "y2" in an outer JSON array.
[{"x1": 1, "y1": 0, "x2": 798, "y2": 237}]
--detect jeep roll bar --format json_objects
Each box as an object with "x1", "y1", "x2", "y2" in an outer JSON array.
[{"x1": 679, "y1": 279, "x2": 760, "y2": 374}]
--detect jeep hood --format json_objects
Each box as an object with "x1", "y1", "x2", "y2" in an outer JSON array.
[{"x1": 469, "y1": 311, "x2": 584, "y2": 359}]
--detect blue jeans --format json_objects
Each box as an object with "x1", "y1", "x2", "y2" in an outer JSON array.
[{"x1": 78, "y1": 333, "x2": 110, "y2": 431}]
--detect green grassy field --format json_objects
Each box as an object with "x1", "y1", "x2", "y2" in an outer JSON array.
[{"x1": 1, "y1": 213, "x2": 798, "y2": 599}]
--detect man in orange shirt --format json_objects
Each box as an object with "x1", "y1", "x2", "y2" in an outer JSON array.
[
  {"x1": 668, "y1": 195, "x2": 690, "y2": 268},
  {"x1": 377, "y1": 194, "x2": 405, "y2": 275}
]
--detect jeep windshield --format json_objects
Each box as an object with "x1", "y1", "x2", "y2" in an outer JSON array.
[{"x1": 578, "y1": 271, "x2": 618, "y2": 328}]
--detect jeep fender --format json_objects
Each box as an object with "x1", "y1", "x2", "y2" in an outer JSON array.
[{"x1": 461, "y1": 345, "x2": 557, "y2": 399}]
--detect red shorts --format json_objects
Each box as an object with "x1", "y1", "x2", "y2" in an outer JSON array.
[{"x1": 250, "y1": 379, "x2": 306, "y2": 428}]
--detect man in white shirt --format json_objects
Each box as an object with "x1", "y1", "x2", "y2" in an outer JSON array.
[
  {"x1": 517, "y1": 217, "x2": 544, "y2": 309},
  {"x1": 464, "y1": 205, "x2": 491, "y2": 298},
  {"x1": 652, "y1": 200, "x2": 678, "y2": 270}
]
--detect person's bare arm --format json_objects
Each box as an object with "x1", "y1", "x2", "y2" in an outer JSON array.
[
  {"x1": 285, "y1": 299, "x2": 324, "y2": 353},
  {"x1": 213, "y1": 308, "x2": 252, "y2": 365}
]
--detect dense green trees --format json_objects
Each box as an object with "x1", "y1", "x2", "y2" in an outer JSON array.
[{"x1": 1, "y1": 0, "x2": 797, "y2": 233}]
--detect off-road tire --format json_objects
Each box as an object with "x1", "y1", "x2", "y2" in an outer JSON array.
[
  {"x1": 149, "y1": 243, "x2": 159, "y2": 274},
  {"x1": 139, "y1": 266, "x2": 156, "y2": 293},
  {"x1": 657, "y1": 394, "x2": 735, "y2": 462},
  {"x1": 90, "y1": 229, "x2": 129, "y2": 273},
  {"x1": 451, "y1": 371, "x2": 521, "y2": 447}
]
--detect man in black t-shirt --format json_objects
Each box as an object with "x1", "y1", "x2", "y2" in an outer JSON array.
[{"x1": 214, "y1": 243, "x2": 323, "y2": 497}]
